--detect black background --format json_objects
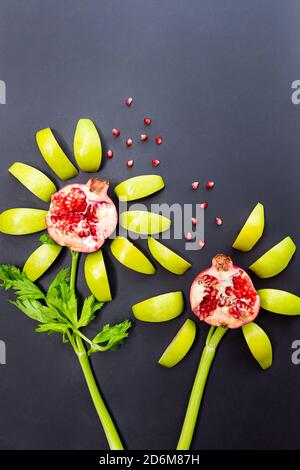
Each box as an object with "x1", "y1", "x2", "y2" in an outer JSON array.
[{"x1": 0, "y1": 0, "x2": 300, "y2": 450}]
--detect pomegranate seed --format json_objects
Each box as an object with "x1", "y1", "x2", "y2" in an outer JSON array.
[
  {"x1": 140, "y1": 133, "x2": 148, "y2": 142},
  {"x1": 185, "y1": 232, "x2": 193, "y2": 241},
  {"x1": 215, "y1": 217, "x2": 223, "y2": 226},
  {"x1": 126, "y1": 138, "x2": 133, "y2": 147},
  {"x1": 112, "y1": 128, "x2": 120, "y2": 137},
  {"x1": 126, "y1": 160, "x2": 134, "y2": 168},
  {"x1": 198, "y1": 239, "x2": 205, "y2": 248},
  {"x1": 192, "y1": 217, "x2": 198, "y2": 225},
  {"x1": 106, "y1": 150, "x2": 113, "y2": 159},
  {"x1": 191, "y1": 181, "x2": 199, "y2": 190},
  {"x1": 206, "y1": 180, "x2": 215, "y2": 190},
  {"x1": 144, "y1": 117, "x2": 151, "y2": 126},
  {"x1": 155, "y1": 136, "x2": 163, "y2": 145},
  {"x1": 152, "y1": 159, "x2": 160, "y2": 167},
  {"x1": 125, "y1": 97, "x2": 133, "y2": 107},
  {"x1": 200, "y1": 201, "x2": 208, "y2": 209}
]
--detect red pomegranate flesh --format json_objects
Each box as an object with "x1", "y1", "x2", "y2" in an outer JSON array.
[
  {"x1": 190, "y1": 254, "x2": 260, "y2": 329},
  {"x1": 46, "y1": 178, "x2": 118, "y2": 253}
]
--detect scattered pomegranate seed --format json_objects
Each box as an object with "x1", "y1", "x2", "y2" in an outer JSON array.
[
  {"x1": 191, "y1": 181, "x2": 199, "y2": 190},
  {"x1": 106, "y1": 150, "x2": 113, "y2": 159},
  {"x1": 198, "y1": 240, "x2": 205, "y2": 248},
  {"x1": 126, "y1": 138, "x2": 133, "y2": 147},
  {"x1": 144, "y1": 117, "x2": 151, "y2": 126},
  {"x1": 200, "y1": 201, "x2": 208, "y2": 209},
  {"x1": 155, "y1": 136, "x2": 163, "y2": 145},
  {"x1": 215, "y1": 217, "x2": 223, "y2": 226},
  {"x1": 192, "y1": 217, "x2": 198, "y2": 225},
  {"x1": 126, "y1": 160, "x2": 134, "y2": 168},
  {"x1": 125, "y1": 97, "x2": 133, "y2": 107},
  {"x1": 206, "y1": 181, "x2": 215, "y2": 190},
  {"x1": 152, "y1": 159, "x2": 160, "y2": 167},
  {"x1": 185, "y1": 232, "x2": 194, "y2": 241},
  {"x1": 140, "y1": 133, "x2": 148, "y2": 142},
  {"x1": 112, "y1": 128, "x2": 120, "y2": 137}
]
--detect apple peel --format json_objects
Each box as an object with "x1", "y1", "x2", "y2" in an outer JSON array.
[
  {"x1": 148, "y1": 237, "x2": 191, "y2": 275},
  {"x1": 85, "y1": 250, "x2": 112, "y2": 302},
  {"x1": 36, "y1": 128, "x2": 78, "y2": 180},
  {"x1": 258, "y1": 288, "x2": 300, "y2": 315},
  {"x1": 120, "y1": 210, "x2": 171, "y2": 235},
  {"x1": 232, "y1": 202, "x2": 264, "y2": 252},
  {"x1": 242, "y1": 322, "x2": 272, "y2": 370},
  {"x1": 74, "y1": 119, "x2": 102, "y2": 172},
  {"x1": 114, "y1": 175, "x2": 165, "y2": 201},
  {"x1": 132, "y1": 291, "x2": 184, "y2": 322},
  {"x1": 110, "y1": 236, "x2": 155, "y2": 274},
  {"x1": 249, "y1": 236, "x2": 296, "y2": 278},
  {"x1": 8, "y1": 162, "x2": 57, "y2": 203},
  {"x1": 158, "y1": 319, "x2": 196, "y2": 367}
]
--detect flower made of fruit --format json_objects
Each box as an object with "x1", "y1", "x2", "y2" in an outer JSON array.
[
  {"x1": 46, "y1": 178, "x2": 118, "y2": 253},
  {"x1": 190, "y1": 254, "x2": 260, "y2": 328}
]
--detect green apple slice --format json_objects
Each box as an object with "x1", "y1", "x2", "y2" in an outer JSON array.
[
  {"x1": 132, "y1": 291, "x2": 184, "y2": 322},
  {"x1": 148, "y1": 237, "x2": 191, "y2": 275},
  {"x1": 258, "y1": 289, "x2": 300, "y2": 315},
  {"x1": 249, "y1": 236, "x2": 296, "y2": 278},
  {"x1": 242, "y1": 322, "x2": 272, "y2": 370},
  {"x1": 110, "y1": 236, "x2": 155, "y2": 274},
  {"x1": 23, "y1": 243, "x2": 62, "y2": 281},
  {"x1": 158, "y1": 319, "x2": 196, "y2": 367},
  {"x1": 114, "y1": 175, "x2": 165, "y2": 201},
  {"x1": 232, "y1": 202, "x2": 264, "y2": 252},
  {"x1": 120, "y1": 211, "x2": 171, "y2": 235},
  {"x1": 74, "y1": 118, "x2": 102, "y2": 172},
  {"x1": 0, "y1": 209, "x2": 47, "y2": 234},
  {"x1": 36, "y1": 127, "x2": 78, "y2": 180},
  {"x1": 84, "y1": 250, "x2": 112, "y2": 302},
  {"x1": 8, "y1": 162, "x2": 57, "y2": 203}
]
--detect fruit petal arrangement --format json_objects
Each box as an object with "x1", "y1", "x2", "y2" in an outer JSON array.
[
  {"x1": 0, "y1": 114, "x2": 191, "y2": 450},
  {"x1": 0, "y1": 106, "x2": 299, "y2": 451}
]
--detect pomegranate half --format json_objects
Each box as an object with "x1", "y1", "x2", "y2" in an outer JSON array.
[
  {"x1": 46, "y1": 178, "x2": 118, "y2": 253},
  {"x1": 190, "y1": 254, "x2": 260, "y2": 329}
]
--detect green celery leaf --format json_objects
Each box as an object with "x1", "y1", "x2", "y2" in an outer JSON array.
[
  {"x1": 89, "y1": 320, "x2": 132, "y2": 354},
  {"x1": 78, "y1": 295, "x2": 104, "y2": 328},
  {"x1": 35, "y1": 323, "x2": 69, "y2": 334},
  {"x1": 39, "y1": 234, "x2": 57, "y2": 246},
  {"x1": 10, "y1": 299, "x2": 56, "y2": 323},
  {"x1": 0, "y1": 265, "x2": 45, "y2": 300}
]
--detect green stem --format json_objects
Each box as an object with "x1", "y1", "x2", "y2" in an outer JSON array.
[
  {"x1": 177, "y1": 326, "x2": 228, "y2": 450},
  {"x1": 76, "y1": 335, "x2": 124, "y2": 450},
  {"x1": 68, "y1": 249, "x2": 124, "y2": 450},
  {"x1": 70, "y1": 250, "x2": 79, "y2": 291}
]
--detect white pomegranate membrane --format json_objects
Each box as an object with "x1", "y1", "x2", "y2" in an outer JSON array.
[
  {"x1": 190, "y1": 254, "x2": 260, "y2": 329},
  {"x1": 46, "y1": 178, "x2": 118, "y2": 253}
]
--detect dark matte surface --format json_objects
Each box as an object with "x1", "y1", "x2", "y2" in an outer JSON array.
[{"x1": 0, "y1": 0, "x2": 300, "y2": 450}]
